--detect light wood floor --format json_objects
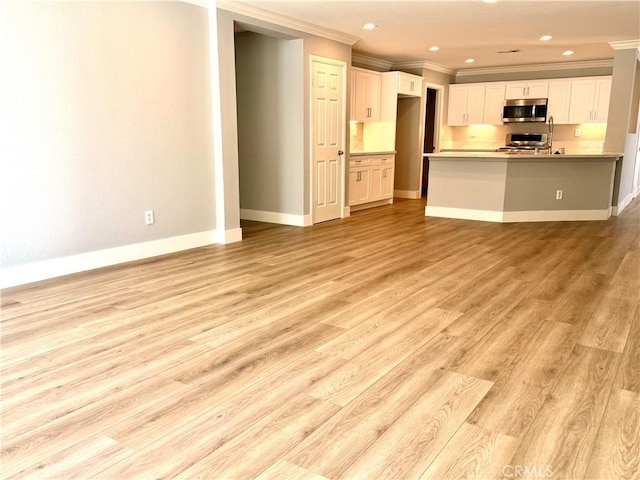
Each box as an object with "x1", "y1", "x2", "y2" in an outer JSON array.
[{"x1": 1, "y1": 198, "x2": 639, "y2": 479}]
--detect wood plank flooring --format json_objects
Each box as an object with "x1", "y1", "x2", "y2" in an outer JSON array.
[{"x1": 1, "y1": 198, "x2": 639, "y2": 479}]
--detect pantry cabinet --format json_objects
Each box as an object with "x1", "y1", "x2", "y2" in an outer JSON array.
[
  {"x1": 351, "y1": 68, "x2": 381, "y2": 122},
  {"x1": 349, "y1": 154, "x2": 395, "y2": 207},
  {"x1": 569, "y1": 77, "x2": 611, "y2": 124}
]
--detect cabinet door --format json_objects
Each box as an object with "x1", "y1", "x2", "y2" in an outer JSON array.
[
  {"x1": 483, "y1": 83, "x2": 506, "y2": 125},
  {"x1": 381, "y1": 166, "x2": 394, "y2": 198},
  {"x1": 569, "y1": 79, "x2": 596, "y2": 124},
  {"x1": 370, "y1": 165, "x2": 383, "y2": 201},
  {"x1": 365, "y1": 73, "x2": 381, "y2": 121},
  {"x1": 466, "y1": 85, "x2": 486, "y2": 124},
  {"x1": 447, "y1": 85, "x2": 469, "y2": 126},
  {"x1": 593, "y1": 78, "x2": 611, "y2": 123},
  {"x1": 505, "y1": 83, "x2": 527, "y2": 99},
  {"x1": 547, "y1": 79, "x2": 572, "y2": 124},
  {"x1": 397, "y1": 73, "x2": 422, "y2": 97},
  {"x1": 350, "y1": 167, "x2": 370, "y2": 205},
  {"x1": 526, "y1": 81, "x2": 549, "y2": 99}
]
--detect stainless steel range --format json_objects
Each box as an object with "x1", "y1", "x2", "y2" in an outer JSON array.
[{"x1": 497, "y1": 133, "x2": 550, "y2": 154}]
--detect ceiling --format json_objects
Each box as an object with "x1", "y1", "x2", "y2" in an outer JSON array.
[{"x1": 225, "y1": 0, "x2": 640, "y2": 72}]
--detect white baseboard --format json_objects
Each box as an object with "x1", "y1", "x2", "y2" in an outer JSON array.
[
  {"x1": 394, "y1": 189, "x2": 421, "y2": 199},
  {"x1": 425, "y1": 206, "x2": 611, "y2": 223},
  {"x1": 0, "y1": 230, "x2": 223, "y2": 289},
  {"x1": 425, "y1": 206, "x2": 504, "y2": 222},
  {"x1": 216, "y1": 227, "x2": 243, "y2": 244},
  {"x1": 240, "y1": 209, "x2": 311, "y2": 227},
  {"x1": 343, "y1": 206, "x2": 351, "y2": 217},
  {"x1": 612, "y1": 193, "x2": 634, "y2": 216}
]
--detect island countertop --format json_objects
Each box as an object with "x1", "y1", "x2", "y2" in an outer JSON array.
[{"x1": 426, "y1": 152, "x2": 622, "y2": 162}]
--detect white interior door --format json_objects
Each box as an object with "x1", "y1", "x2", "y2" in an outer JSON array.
[{"x1": 312, "y1": 58, "x2": 344, "y2": 224}]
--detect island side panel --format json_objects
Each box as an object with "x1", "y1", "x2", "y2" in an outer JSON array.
[
  {"x1": 503, "y1": 160, "x2": 616, "y2": 220},
  {"x1": 425, "y1": 158, "x2": 508, "y2": 221}
]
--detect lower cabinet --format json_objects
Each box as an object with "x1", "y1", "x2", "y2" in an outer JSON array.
[{"x1": 349, "y1": 154, "x2": 395, "y2": 208}]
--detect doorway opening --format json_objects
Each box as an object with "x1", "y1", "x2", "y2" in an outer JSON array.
[{"x1": 422, "y1": 86, "x2": 441, "y2": 198}]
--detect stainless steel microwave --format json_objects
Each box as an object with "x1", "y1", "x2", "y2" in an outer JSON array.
[{"x1": 502, "y1": 98, "x2": 548, "y2": 123}]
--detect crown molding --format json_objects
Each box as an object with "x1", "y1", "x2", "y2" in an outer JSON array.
[
  {"x1": 216, "y1": 0, "x2": 360, "y2": 45},
  {"x1": 609, "y1": 39, "x2": 640, "y2": 50},
  {"x1": 392, "y1": 60, "x2": 455, "y2": 75},
  {"x1": 351, "y1": 53, "x2": 393, "y2": 71},
  {"x1": 455, "y1": 59, "x2": 614, "y2": 77}
]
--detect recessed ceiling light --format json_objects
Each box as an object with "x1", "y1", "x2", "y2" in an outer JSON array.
[
  {"x1": 562, "y1": 50, "x2": 574, "y2": 56},
  {"x1": 465, "y1": 58, "x2": 476, "y2": 63},
  {"x1": 539, "y1": 35, "x2": 553, "y2": 41},
  {"x1": 361, "y1": 23, "x2": 377, "y2": 30},
  {"x1": 429, "y1": 46, "x2": 440, "y2": 51},
  {"x1": 482, "y1": 0, "x2": 498, "y2": 3}
]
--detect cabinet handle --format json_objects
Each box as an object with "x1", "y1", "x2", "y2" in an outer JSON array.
[
  {"x1": 410, "y1": 81, "x2": 414, "y2": 91},
  {"x1": 357, "y1": 171, "x2": 361, "y2": 181},
  {"x1": 383, "y1": 170, "x2": 387, "y2": 178}
]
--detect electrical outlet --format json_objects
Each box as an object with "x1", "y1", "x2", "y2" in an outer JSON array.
[
  {"x1": 556, "y1": 189, "x2": 563, "y2": 200},
  {"x1": 144, "y1": 210, "x2": 154, "y2": 225},
  {"x1": 574, "y1": 128, "x2": 581, "y2": 137}
]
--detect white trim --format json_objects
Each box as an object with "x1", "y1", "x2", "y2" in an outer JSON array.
[
  {"x1": 217, "y1": 0, "x2": 359, "y2": 45},
  {"x1": 609, "y1": 40, "x2": 640, "y2": 50},
  {"x1": 215, "y1": 227, "x2": 243, "y2": 244},
  {"x1": 351, "y1": 53, "x2": 393, "y2": 71},
  {"x1": 240, "y1": 209, "x2": 311, "y2": 226},
  {"x1": 0, "y1": 231, "x2": 219, "y2": 289},
  {"x1": 425, "y1": 206, "x2": 611, "y2": 223},
  {"x1": 350, "y1": 199, "x2": 393, "y2": 212},
  {"x1": 502, "y1": 210, "x2": 610, "y2": 222},
  {"x1": 392, "y1": 60, "x2": 455, "y2": 75},
  {"x1": 425, "y1": 206, "x2": 505, "y2": 222},
  {"x1": 343, "y1": 206, "x2": 351, "y2": 217},
  {"x1": 394, "y1": 189, "x2": 421, "y2": 199},
  {"x1": 612, "y1": 193, "x2": 634, "y2": 216},
  {"x1": 456, "y1": 59, "x2": 614, "y2": 78}
]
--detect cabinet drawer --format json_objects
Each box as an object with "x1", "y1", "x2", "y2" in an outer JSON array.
[
  {"x1": 370, "y1": 155, "x2": 394, "y2": 165},
  {"x1": 349, "y1": 157, "x2": 371, "y2": 167}
]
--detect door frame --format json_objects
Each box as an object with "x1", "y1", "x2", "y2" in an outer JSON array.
[
  {"x1": 419, "y1": 82, "x2": 445, "y2": 195},
  {"x1": 309, "y1": 55, "x2": 348, "y2": 224}
]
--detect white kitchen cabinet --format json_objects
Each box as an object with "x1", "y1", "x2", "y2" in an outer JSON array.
[
  {"x1": 505, "y1": 80, "x2": 549, "y2": 99},
  {"x1": 351, "y1": 68, "x2": 381, "y2": 122},
  {"x1": 349, "y1": 154, "x2": 395, "y2": 207},
  {"x1": 547, "y1": 79, "x2": 572, "y2": 124},
  {"x1": 569, "y1": 77, "x2": 611, "y2": 124},
  {"x1": 447, "y1": 84, "x2": 485, "y2": 126},
  {"x1": 483, "y1": 83, "x2": 506, "y2": 125},
  {"x1": 396, "y1": 72, "x2": 423, "y2": 97}
]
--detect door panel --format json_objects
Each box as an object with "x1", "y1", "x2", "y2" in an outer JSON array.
[{"x1": 312, "y1": 59, "x2": 344, "y2": 223}]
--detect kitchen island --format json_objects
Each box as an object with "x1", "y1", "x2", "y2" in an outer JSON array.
[{"x1": 425, "y1": 152, "x2": 621, "y2": 222}]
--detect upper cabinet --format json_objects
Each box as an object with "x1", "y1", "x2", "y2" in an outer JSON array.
[
  {"x1": 505, "y1": 80, "x2": 549, "y2": 99},
  {"x1": 447, "y1": 83, "x2": 504, "y2": 126},
  {"x1": 395, "y1": 72, "x2": 423, "y2": 97},
  {"x1": 351, "y1": 67, "x2": 381, "y2": 122},
  {"x1": 447, "y1": 84, "x2": 486, "y2": 126},
  {"x1": 569, "y1": 77, "x2": 612, "y2": 124},
  {"x1": 547, "y1": 79, "x2": 572, "y2": 124}
]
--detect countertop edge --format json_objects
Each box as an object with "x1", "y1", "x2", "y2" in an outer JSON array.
[{"x1": 426, "y1": 152, "x2": 622, "y2": 162}]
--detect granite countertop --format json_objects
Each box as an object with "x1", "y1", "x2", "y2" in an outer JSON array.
[{"x1": 350, "y1": 151, "x2": 396, "y2": 156}]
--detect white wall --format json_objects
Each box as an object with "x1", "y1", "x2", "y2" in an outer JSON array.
[{"x1": 0, "y1": 2, "x2": 216, "y2": 270}]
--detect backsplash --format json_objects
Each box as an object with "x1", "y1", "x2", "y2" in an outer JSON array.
[{"x1": 441, "y1": 123, "x2": 607, "y2": 154}]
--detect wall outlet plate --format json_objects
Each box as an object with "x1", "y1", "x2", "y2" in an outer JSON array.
[{"x1": 144, "y1": 210, "x2": 154, "y2": 225}]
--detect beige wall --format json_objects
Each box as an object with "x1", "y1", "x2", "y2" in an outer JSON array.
[{"x1": 0, "y1": 2, "x2": 216, "y2": 268}]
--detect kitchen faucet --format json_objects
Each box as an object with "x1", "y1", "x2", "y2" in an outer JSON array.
[{"x1": 547, "y1": 115, "x2": 554, "y2": 154}]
